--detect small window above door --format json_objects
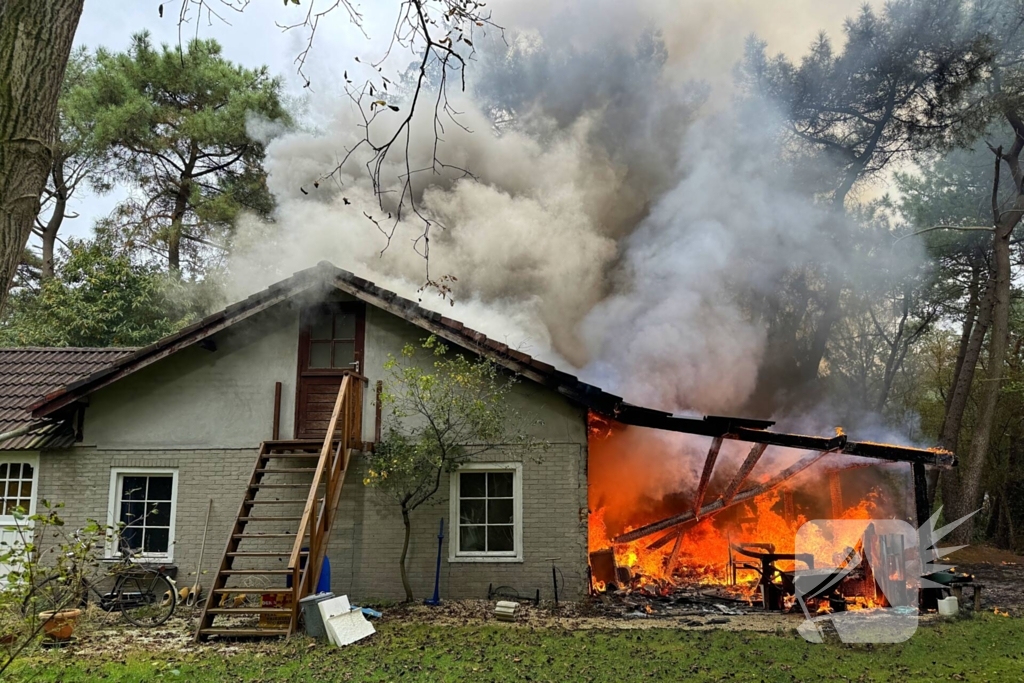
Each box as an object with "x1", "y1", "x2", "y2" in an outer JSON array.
[{"x1": 303, "y1": 305, "x2": 363, "y2": 372}]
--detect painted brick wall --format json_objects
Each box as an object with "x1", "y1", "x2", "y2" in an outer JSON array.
[{"x1": 37, "y1": 441, "x2": 589, "y2": 602}]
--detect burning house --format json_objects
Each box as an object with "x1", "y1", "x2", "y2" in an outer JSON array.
[{"x1": 0, "y1": 262, "x2": 957, "y2": 638}]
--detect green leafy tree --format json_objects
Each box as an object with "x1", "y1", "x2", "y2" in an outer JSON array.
[
  {"x1": 75, "y1": 32, "x2": 290, "y2": 276},
  {"x1": 0, "y1": 239, "x2": 193, "y2": 347},
  {"x1": 364, "y1": 336, "x2": 539, "y2": 601}
]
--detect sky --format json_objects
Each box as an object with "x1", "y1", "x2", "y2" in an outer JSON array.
[{"x1": 59, "y1": 0, "x2": 873, "y2": 243}]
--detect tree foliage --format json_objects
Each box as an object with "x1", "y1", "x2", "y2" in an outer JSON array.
[
  {"x1": 0, "y1": 239, "x2": 193, "y2": 347},
  {"x1": 74, "y1": 32, "x2": 290, "y2": 276}
]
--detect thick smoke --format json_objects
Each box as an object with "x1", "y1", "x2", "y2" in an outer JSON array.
[{"x1": 230, "y1": 0, "x2": 912, "y2": 424}]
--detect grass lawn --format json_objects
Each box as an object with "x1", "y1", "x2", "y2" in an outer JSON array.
[{"x1": 6, "y1": 615, "x2": 1023, "y2": 682}]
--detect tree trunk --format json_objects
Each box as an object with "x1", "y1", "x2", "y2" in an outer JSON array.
[
  {"x1": 0, "y1": 0, "x2": 85, "y2": 311},
  {"x1": 937, "y1": 271, "x2": 994, "y2": 509},
  {"x1": 399, "y1": 506, "x2": 414, "y2": 602},
  {"x1": 39, "y1": 162, "x2": 67, "y2": 280},
  {"x1": 948, "y1": 145, "x2": 1018, "y2": 544}
]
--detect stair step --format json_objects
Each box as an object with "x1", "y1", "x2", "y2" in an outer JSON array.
[
  {"x1": 199, "y1": 629, "x2": 289, "y2": 638},
  {"x1": 262, "y1": 453, "x2": 320, "y2": 458},
  {"x1": 206, "y1": 608, "x2": 292, "y2": 615},
  {"x1": 227, "y1": 551, "x2": 306, "y2": 557},
  {"x1": 255, "y1": 468, "x2": 319, "y2": 474},
  {"x1": 232, "y1": 533, "x2": 302, "y2": 539},
  {"x1": 250, "y1": 483, "x2": 320, "y2": 489},
  {"x1": 220, "y1": 569, "x2": 293, "y2": 575},
  {"x1": 243, "y1": 499, "x2": 314, "y2": 505},
  {"x1": 239, "y1": 516, "x2": 303, "y2": 522}
]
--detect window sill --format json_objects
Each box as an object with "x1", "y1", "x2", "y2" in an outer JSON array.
[{"x1": 449, "y1": 555, "x2": 523, "y2": 564}]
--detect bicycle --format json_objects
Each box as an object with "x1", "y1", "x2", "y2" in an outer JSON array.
[{"x1": 22, "y1": 541, "x2": 177, "y2": 628}]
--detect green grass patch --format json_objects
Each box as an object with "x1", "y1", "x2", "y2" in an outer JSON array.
[{"x1": 7, "y1": 616, "x2": 1024, "y2": 682}]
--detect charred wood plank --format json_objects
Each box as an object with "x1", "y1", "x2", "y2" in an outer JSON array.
[
  {"x1": 829, "y1": 470, "x2": 843, "y2": 518},
  {"x1": 720, "y1": 443, "x2": 768, "y2": 506},
  {"x1": 609, "y1": 410, "x2": 956, "y2": 468},
  {"x1": 613, "y1": 449, "x2": 836, "y2": 544},
  {"x1": 693, "y1": 437, "x2": 724, "y2": 517},
  {"x1": 666, "y1": 531, "x2": 684, "y2": 574}
]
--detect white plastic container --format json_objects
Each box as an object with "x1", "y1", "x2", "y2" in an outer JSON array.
[{"x1": 937, "y1": 595, "x2": 959, "y2": 616}]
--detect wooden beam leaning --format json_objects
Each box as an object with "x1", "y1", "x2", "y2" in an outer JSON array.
[
  {"x1": 693, "y1": 437, "x2": 724, "y2": 518},
  {"x1": 720, "y1": 443, "x2": 768, "y2": 507},
  {"x1": 613, "y1": 449, "x2": 836, "y2": 544}
]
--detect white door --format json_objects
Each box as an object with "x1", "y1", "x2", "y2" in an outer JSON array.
[{"x1": 0, "y1": 454, "x2": 39, "y2": 582}]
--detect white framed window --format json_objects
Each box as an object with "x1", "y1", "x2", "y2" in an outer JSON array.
[
  {"x1": 0, "y1": 455, "x2": 38, "y2": 519},
  {"x1": 449, "y1": 462, "x2": 522, "y2": 563},
  {"x1": 106, "y1": 469, "x2": 178, "y2": 561}
]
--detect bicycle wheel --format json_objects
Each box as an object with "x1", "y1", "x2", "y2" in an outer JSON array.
[
  {"x1": 116, "y1": 571, "x2": 176, "y2": 627},
  {"x1": 21, "y1": 574, "x2": 86, "y2": 620}
]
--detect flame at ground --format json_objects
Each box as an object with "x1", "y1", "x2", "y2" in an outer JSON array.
[
  {"x1": 587, "y1": 415, "x2": 890, "y2": 593},
  {"x1": 589, "y1": 490, "x2": 880, "y2": 588}
]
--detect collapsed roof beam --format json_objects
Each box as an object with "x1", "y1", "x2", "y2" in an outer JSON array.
[{"x1": 610, "y1": 409, "x2": 955, "y2": 468}]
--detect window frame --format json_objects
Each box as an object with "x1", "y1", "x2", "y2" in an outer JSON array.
[
  {"x1": 106, "y1": 468, "x2": 178, "y2": 562},
  {"x1": 448, "y1": 462, "x2": 523, "y2": 563},
  {"x1": 0, "y1": 453, "x2": 39, "y2": 521}
]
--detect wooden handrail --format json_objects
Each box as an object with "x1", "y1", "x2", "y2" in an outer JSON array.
[{"x1": 288, "y1": 374, "x2": 360, "y2": 618}]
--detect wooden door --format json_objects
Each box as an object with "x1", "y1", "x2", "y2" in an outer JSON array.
[{"x1": 295, "y1": 303, "x2": 365, "y2": 439}]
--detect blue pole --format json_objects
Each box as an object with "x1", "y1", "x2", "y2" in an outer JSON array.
[{"x1": 425, "y1": 517, "x2": 444, "y2": 606}]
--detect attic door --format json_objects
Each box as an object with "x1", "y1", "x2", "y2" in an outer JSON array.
[{"x1": 295, "y1": 303, "x2": 365, "y2": 439}]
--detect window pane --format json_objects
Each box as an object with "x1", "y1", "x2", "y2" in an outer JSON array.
[
  {"x1": 21, "y1": 464, "x2": 32, "y2": 479},
  {"x1": 309, "y1": 342, "x2": 331, "y2": 369},
  {"x1": 144, "y1": 528, "x2": 170, "y2": 554},
  {"x1": 488, "y1": 499, "x2": 513, "y2": 525},
  {"x1": 460, "y1": 499, "x2": 486, "y2": 525},
  {"x1": 332, "y1": 341, "x2": 355, "y2": 368},
  {"x1": 148, "y1": 477, "x2": 172, "y2": 501},
  {"x1": 122, "y1": 526, "x2": 142, "y2": 551},
  {"x1": 19, "y1": 481, "x2": 31, "y2": 497},
  {"x1": 6, "y1": 482, "x2": 16, "y2": 498},
  {"x1": 488, "y1": 472, "x2": 514, "y2": 498},
  {"x1": 460, "y1": 473, "x2": 486, "y2": 498},
  {"x1": 8, "y1": 464, "x2": 19, "y2": 479},
  {"x1": 335, "y1": 314, "x2": 356, "y2": 339},
  {"x1": 120, "y1": 501, "x2": 145, "y2": 526},
  {"x1": 310, "y1": 313, "x2": 332, "y2": 340},
  {"x1": 460, "y1": 526, "x2": 485, "y2": 552},
  {"x1": 488, "y1": 526, "x2": 514, "y2": 552},
  {"x1": 0, "y1": 464, "x2": 7, "y2": 479},
  {"x1": 4, "y1": 500, "x2": 16, "y2": 515},
  {"x1": 122, "y1": 477, "x2": 147, "y2": 501},
  {"x1": 149, "y1": 501, "x2": 172, "y2": 524}
]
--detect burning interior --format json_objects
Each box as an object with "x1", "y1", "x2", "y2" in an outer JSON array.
[{"x1": 585, "y1": 410, "x2": 959, "y2": 614}]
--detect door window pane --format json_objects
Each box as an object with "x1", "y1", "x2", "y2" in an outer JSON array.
[
  {"x1": 311, "y1": 313, "x2": 333, "y2": 340},
  {"x1": 309, "y1": 343, "x2": 331, "y2": 369},
  {"x1": 336, "y1": 313, "x2": 356, "y2": 339},
  {"x1": 333, "y1": 341, "x2": 355, "y2": 367}
]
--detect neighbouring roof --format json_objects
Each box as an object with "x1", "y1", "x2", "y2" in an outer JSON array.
[
  {"x1": 0, "y1": 347, "x2": 136, "y2": 449},
  {"x1": 26, "y1": 262, "x2": 955, "y2": 467}
]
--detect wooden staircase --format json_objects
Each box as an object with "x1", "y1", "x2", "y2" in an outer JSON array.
[{"x1": 196, "y1": 374, "x2": 363, "y2": 641}]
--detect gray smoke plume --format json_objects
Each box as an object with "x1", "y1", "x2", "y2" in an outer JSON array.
[{"x1": 229, "y1": 0, "x2": 913, "y2": 424}]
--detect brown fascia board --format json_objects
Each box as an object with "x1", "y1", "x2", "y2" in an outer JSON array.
[{"x1": 31, "y1": 274, "x2": 320, "y2": 418}]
